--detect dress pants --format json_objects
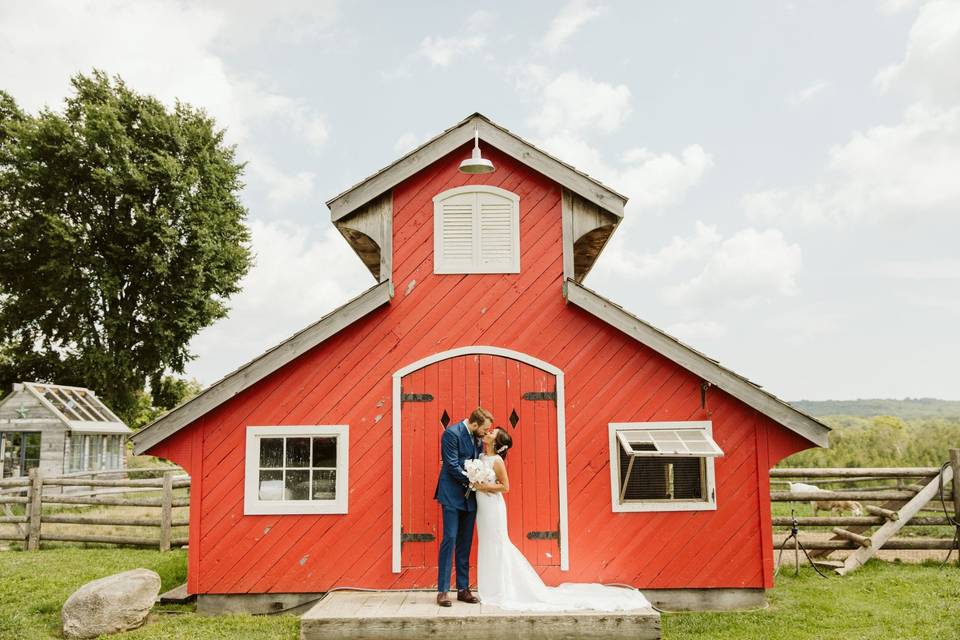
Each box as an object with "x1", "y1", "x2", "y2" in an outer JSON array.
[{"x1": 437, "y1": 505, "x2": 476, "y2": 592}]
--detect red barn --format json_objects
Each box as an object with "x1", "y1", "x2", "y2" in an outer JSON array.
[{"x1": 132, "y1": 113, "x2": 829, "y2": 613}]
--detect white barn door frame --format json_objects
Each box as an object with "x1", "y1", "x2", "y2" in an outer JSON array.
[{"x1": 391, "y1": 345, "x2": 569, "y2": 574}]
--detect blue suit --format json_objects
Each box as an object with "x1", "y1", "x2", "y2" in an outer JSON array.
[{"x1": 434, "y1": 420, "x2": 479, "y2": 592}]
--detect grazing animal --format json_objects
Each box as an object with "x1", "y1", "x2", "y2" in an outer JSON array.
[
  {"x1": 813, "y1": 500, "x2": 863, "y2": 517},
  {"x1": 788, "y1": 482, "x2": 863, "y2": 517}
]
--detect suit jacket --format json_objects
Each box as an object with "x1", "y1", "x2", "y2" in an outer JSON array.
[{"x1": 434, "y1": 420, "x2": 479, "y2": 512}]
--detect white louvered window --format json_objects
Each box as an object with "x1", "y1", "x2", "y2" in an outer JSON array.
[
  {"x1": 433, "y1": 185, "x2": 520, "y2": 274},
  {"x1": 608, "y1": 421, "x2": 723, "y2": 513}
]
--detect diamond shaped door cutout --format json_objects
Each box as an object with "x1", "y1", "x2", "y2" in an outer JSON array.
[
  {"x1": 509, "y1": 409, "x2": 519, "y2": 429},
  {"x1": 440, "y1": 410, "x2": 451, "y2": 429}
]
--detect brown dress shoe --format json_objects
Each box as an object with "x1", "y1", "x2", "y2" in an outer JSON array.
[
  {"x1": 437, "y1": 592, "x2": 452, "y2": 607},
  {"x1": 457, "y1": 588, "x2": 480, "y2": 603}
]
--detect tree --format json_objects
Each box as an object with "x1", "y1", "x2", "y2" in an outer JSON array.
[{"x1": 0, "y1": 71, "x2": 251, "y2": 420}]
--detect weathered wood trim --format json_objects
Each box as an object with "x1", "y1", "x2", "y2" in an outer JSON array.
[
  {"x1": 335, "y1": 191, "x2": 392, "y2": 281},
  {"x1": 835, "y1": 465, "x2": 954, "y2": 575},
  {"x1": 131, "y1": 281, "x2": 393, "y2": 454},
  {"x1": 560, "y1": 190, "x2": 575, "y2": 281},
  {"x1": 565, "y1": 280, "x2": 830, "y2": 448},
  {"x1": 391, "y1": 346, "x2": 569, "y2": 573},
  {"x1": 327, "y1": 113, "x2": 626, "y2": 222}
]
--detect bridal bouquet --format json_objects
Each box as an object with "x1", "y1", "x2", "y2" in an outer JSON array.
[{"x1": 463, "y1": 459, "x2": 496, "y2": 495}]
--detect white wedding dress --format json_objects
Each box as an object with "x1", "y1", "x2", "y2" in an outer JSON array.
[{"x1": 475, "y1": 454, "x2": 651, "y2": 611}]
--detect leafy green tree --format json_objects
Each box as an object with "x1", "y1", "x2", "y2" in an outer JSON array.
[{"x1": 0, "y1": 71, "x2": 250, "y2": 420}]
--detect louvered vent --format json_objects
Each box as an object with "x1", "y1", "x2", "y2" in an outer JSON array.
[
  {"x1": 478, "y1": 192, "x2": 514, "y2": 269},
  {"x1": 434, "y1": 186, "x2": 520, "y2": 274}
]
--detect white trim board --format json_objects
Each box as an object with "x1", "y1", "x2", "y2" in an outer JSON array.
[
  {"x1": 131, "y1": 280, "x2": 393, "y2": 455},
  {"x1": 391, "y1": 346, "x2": 569, "y2": 574},
  {"x1": 564, "y1": 280, "x2": 830, "y2": 448}
]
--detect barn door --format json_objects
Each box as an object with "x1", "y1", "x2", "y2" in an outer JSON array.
[{"x1": 399, "y1": 353, "x2": 561, "y2": 577}]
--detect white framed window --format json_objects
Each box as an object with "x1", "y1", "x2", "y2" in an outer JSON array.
[
  {"x1": 608, "y1": 421, "x2": 723, "y2": 512},
  {"x1": 433, "y1": 185, "x2": 520, "y2": 274},
  {"x1": 244, "y1": 425, "x2": 349, "y2": 515}
]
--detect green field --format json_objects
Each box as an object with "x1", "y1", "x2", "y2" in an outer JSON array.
[{"x1": 1, "y1": 548, "x2": 958, "y2": 640}]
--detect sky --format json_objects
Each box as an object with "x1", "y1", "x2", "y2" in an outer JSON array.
[{"x1": 1, "y1": 0, "x2": 958, "y2": 401}]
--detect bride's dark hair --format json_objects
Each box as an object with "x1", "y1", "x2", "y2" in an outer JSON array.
[{"x1": 493, "y1": 427, "x2": 513, "y2": 460}]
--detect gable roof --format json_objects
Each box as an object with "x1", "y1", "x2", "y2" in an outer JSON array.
[
  {"x1": 326, "y1": 112, "x2": 627, "y2": 223},
  {"x1": 131, "y1": 115, "x2": 828, "y2": 454},
  {"x1": 564, "y1": 280, "x2": 830, "y2": 447},
  {"x1": 131, "y1": 280, "x2": 393, "y2": 454},
  {"x1": 0, "y1": 382, "x2": 131, "y2": 434}
]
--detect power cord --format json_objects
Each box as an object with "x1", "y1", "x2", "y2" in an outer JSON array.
[
  {"x1": 936, "y1": 460, "x2": 960, "y2": 569},
  {"x1": 774, "y1": 508, "x2": 829, "y2": 578}
]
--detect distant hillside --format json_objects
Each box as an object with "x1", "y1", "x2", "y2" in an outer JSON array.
[{"x1": 791, "y1": 398, "x2": 960, "y2": 419}]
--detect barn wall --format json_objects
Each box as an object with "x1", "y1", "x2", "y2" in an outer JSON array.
[{"x1": 149, "y1": 142, "x2": 811, "y2": 594}]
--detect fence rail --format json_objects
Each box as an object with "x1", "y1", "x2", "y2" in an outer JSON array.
[
  {"x1": 0, "y1": 469, "x2": 190, "y2": 551},
  {"x1": 771, "y1": 449, "x2": 960, "y2": 574}
]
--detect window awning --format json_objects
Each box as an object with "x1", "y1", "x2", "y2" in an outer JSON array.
[{"x1": 617, "y1": 428, "x2": 723, "y2": 458}]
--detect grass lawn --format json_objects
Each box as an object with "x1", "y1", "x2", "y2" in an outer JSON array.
[{"x1": 0, "y1": 547, "x2": 958, "y2": 639}]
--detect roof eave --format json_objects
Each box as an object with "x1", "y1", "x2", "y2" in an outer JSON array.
[
  {"x1": 563, "y1": 279, "x2": 831, "y2": 448},
  {"x1": 131, "y1": 279, "x2": 394, "y2": 455}
]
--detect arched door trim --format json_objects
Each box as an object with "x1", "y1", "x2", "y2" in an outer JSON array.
[{"x1": 391, "y1": 346, "x2": 569, "y2": 574}]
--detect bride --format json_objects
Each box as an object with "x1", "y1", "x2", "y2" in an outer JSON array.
[{"x1": 471, "y1": 426, "x2": 651, "y2": 612}]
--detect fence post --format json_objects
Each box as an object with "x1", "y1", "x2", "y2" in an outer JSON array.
[
  {"x1": 159, "y1": 471, "x2": 173, "y2": 552},
  {"x1": 27, "y1": 468, "x2": 43, "y2": 551},
  {"x1": 951, "y1": 448, "x2": 960, "y2": 567}
]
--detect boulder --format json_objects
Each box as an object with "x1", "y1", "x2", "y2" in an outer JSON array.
[{"x1": 61, "y1": 568, "x2": 161, "y2": 639}]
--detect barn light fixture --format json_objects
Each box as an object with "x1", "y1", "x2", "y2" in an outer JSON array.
[{"x1": 459, "y1": 127, "x2": 495, "y2": 174}]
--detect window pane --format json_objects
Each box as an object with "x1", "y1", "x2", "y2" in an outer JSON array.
[
  {"x1": 1, "y1": 433, "x2": 18, "y2": 478},
  {"x1": 70, "y1": 435, "x2": 85, "y2": 472},
  {"x1": 285, "y1": 438, "x2": 310, "y2": 468},
  {"x1": 23, "y1": 433, "x2": 41, "y2": 464},
  {"x1": 285, "y1": 470, "x2": 310, "y2": 500},
  {"x1": 86, "y1": 435, "x2": 101, "y2": 470},
  {"x1": 258, "y1": 470, "x2": 283, "y2": 500},
  {"x1": 672, "y1": 457, "x2": 704, "y2": 499},
  {"x1": 312, "y1": 437, "x2": 337, "y2": 468},
  {"x1": 259, "y1": 438, "x2": 283, "y2": 467},
  {"x1": 312, "y1": 469, "x2": 336, "y2": 500}
]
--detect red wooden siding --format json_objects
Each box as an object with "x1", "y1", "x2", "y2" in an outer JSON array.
[{"x1": 147, "y1": 141, "x2": 814, "y2": 594}]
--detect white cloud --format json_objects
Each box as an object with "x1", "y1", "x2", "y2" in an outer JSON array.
[
  {"x1": 418, "y1": 35, "x2": 486, "y2": 67},
  {"x1": 875, "y1": 0, "x2": 960, "y2": 105},
  {"x1": 664, "y1": 228, "x2": 802, "y2": 308},
  {"x1": 596, "y1": 221, "x2": 802, "y2": 314},
  {"x1": 789, "y1": 80, "x2": 828, "y2": 105},
  {"x1": 529, "y1": 71, "x2": 631, "y2": 135},
  {"x1": 186, "y1": 219, "x2": 370, "y2": 384},
  {"x1": 745, "y1": 2, "x2": 960, "y2": 228},
  {"x1": 600, "y1": 221, "x2": 721, "y2": 279},
  {"x1": 245, "y1": 153, "x2": 316, "y2": 208},
  {"x1": 744, "y1": 104, "x2": 960, "y2": 225},
  {"x1": 542, "y1": 0, "x2": 606, "y2": 54},
  {"x1": 0, "y1": 0, "x2": 330, "y2": 149}
]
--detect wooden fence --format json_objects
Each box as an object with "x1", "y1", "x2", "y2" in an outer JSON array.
[
  {"x1": 770, "y1": 448, "x2": 960, "y2": 574},
  {"x1": 0, "y1": 468, "x2": 190, "y2": 551}
]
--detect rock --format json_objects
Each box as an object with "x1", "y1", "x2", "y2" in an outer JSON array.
[{"x1": 61, "y1": 568, "x2": 161, "y2": 639}]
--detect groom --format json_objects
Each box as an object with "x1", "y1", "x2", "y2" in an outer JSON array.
[{"x1": 434, "y1": 406, "x2": 493, "y2": 607}]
